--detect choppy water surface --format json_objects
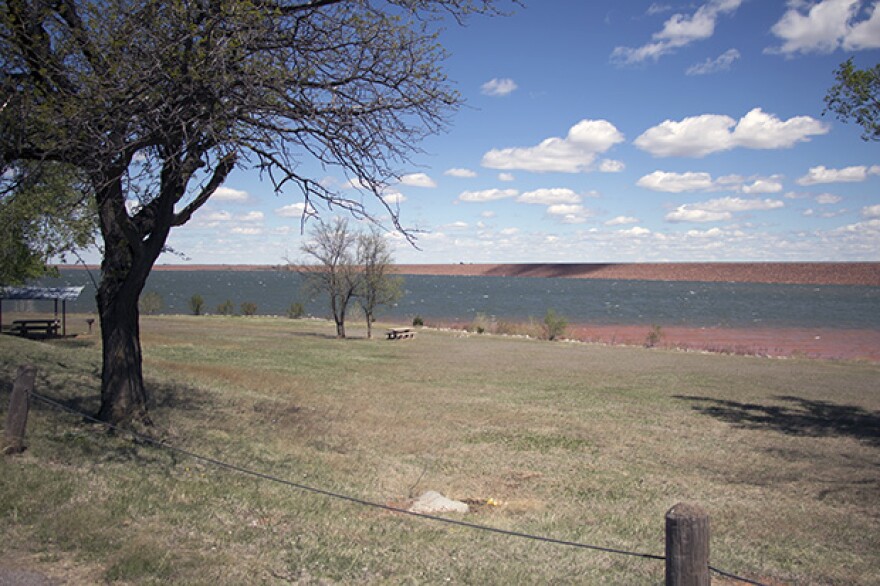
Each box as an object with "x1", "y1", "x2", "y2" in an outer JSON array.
[{"x1": 25, "y1": 269, "x2": 880, "y2": 330}]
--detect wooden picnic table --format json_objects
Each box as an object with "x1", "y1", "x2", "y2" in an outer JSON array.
[
  {"x1": 386, "y1": 327, "x2": 417, "y2": 340},
  {"x1": 11, "y1": 319, "x2": 60, "y2": 338}
]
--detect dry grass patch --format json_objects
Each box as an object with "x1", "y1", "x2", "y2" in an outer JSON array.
[{"x1": 1, "y1": 315, "x2": 878, "y2": 584}]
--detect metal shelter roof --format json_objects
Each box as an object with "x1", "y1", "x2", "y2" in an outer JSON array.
[{"x1": 0, "y1": 286, "x2": 85, "y2": 301}]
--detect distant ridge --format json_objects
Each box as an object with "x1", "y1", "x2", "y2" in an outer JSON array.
[{"x1": 59, "y1": 262, "x2": 880, "y2": 286}]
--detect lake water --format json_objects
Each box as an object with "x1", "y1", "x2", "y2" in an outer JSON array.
[{"x1": 21, "y1": 269, "x2": 880, "y2": 330}]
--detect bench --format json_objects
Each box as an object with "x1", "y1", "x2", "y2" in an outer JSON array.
[
  {"x1": 386, "y1": 328, "x2": 417, "y2": 340},
  {"x1": 11, "y1": 319, "x2": 60, "y2": 338}
]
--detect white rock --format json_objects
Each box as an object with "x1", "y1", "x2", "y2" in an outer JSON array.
[{"x1": 408, "y1": 490, "x2": 469, "y2": 514}]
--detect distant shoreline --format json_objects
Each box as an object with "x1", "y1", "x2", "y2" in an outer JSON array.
[{"x1": 58, "y1": 262, "x2": 880, "y2": 286}]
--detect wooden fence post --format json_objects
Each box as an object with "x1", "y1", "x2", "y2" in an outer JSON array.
[
  {"x1": 4, "y1": 365, "x2": 36, "y2": 455},
  {"x1": 666, "y1": 502, "x2": 710, "y2": 586}
]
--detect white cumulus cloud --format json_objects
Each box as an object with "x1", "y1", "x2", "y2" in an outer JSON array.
[
  {"x1": 611, "y1": 0, "x2": 743, "y2": 64},
  {"x1": 635, "y1": 108, "x2": 828, "y2": 157},
  {"x1": 686, "y1": 48, "x2": 741, "y2": 75},
  {"x1": 231, "y1": 226, "x2": 262, "y2": 235},
  {"x1": 666, "y1": 207, "x2": 732, "y2": 223},
  {"x1": 618, "y1": 226, "x2": 652, "y2": 236},
  {"x1": 606, "y1": 216, "x2": 640, "y2": 226},
  {"x1": 862, "y1": 204, "x2": 880, "y2": 218},
  {"x1": 666, "y1": 197, "x2": 784, "y2": 222},
  {"x1": 768, "y1": 0, "x2": 880, "y2": 55},
  {"x1": 741, "y1": 178, "x2": 784, "y2": 194},
  {"x1": 686, "y1": 227, "x2": 725, "y2": 238},
  {"x1": 816, "y1": 193, "x2": 842, "y2": 204},
  {"x1": 382, "y1": 191, "x2": 407, "y2": 205},
  {"x1": 481, "y1": 78, "x2": 518, "y2": 97},
  {"x1": 797, "y1": 164, "x2": 880, "y2": 185},
  {"x1": 482, "y1": 119, "x2": 624, "y2": 173},
  {"x1": 699, "y1": 197, "x2": 785, "y2": 212},
  {"x1": 517, "y1": 188, "x2": 582, "y2": 205},
  {"x1": 213, "y1": 186, "x2": 250, "y2": 202},
  {"x1": 275, "y1": 202, "x2": 316, "y2": 217},
  {"x1": 639, "y1": 170, "x2": 787, "y2": 194},
  {"x1": 547, "y1": 204, "x2": 587, "y2": 216},
  {"x1": 458, "y1": 188, "x2": 519, "y2": 203},
  {"x1": 445, "y1": 168, "x2": 477, "y2": 178},
  {"x1": 637, "y1": 171, "x2": 715, "y2": 192},
  {"x1": 599, "y1": 159, "x2": 626, "y2": 173},
  {"x1": 204, "y1": 210, "x2": 232, "y2": 222},
  {"x1": 400, "y1": 173, "x2": 437, "y2": 188}
]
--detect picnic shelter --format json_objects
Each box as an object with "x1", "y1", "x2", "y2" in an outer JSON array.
[{"x1": 0, "y1": 286, "x2": 85, "y2": 337}]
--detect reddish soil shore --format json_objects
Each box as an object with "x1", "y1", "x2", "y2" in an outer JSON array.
[
  {"x1": 431, "y1": 321, "x2": 880, "y2": 362},
  {"x1": 565, "y1": 324, "x2": 880, "y2": 362}
]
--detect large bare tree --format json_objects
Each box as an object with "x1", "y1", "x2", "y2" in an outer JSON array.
[{"x1": 1, "y1": 0, "x2": 510, "y2": 424}]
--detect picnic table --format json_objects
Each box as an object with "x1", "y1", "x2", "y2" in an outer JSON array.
[
  {"x1": 386, "y1": 327, "x2": 417, "y2": 340},
  {"x1": 10, "y1": 319, "x2": 60, "y2": 338}
]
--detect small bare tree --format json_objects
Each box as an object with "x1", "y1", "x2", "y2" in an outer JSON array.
[
  {"x1": 357, "y1": 229, "x2": 402, "y2": 339},
  {"x1": 300, "y1": 218, "x2": 359, "y2": 339}
]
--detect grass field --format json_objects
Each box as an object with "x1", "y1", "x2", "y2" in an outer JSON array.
[{"x1": 1, "y1": 314, "x2": 878, "y2": 584}]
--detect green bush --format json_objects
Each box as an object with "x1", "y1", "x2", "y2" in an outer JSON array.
[
  {"x1": 241, "y1": 301, "x2": 257, "y2": 316},
  {"x1": 138, "y1": 291, "x2": 163, "y2": 315},
  {"x1": 216, "y1": 300, "x2": 234, "y2": 316},
  {"x1": 287, "y1": 302, "x2": 305, "y2": 319},
  {"x1": 542, "y1": 309, "x2": 567, "y2": 341},
  {"x1": 412, "y1": 315, "x2": 424, "y2": 327},
  {"x1": 189, "y1": 294, "x2": 204, "y2": 316}
]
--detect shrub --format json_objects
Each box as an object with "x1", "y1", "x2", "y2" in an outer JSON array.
[
  {"x1": 496, "y1": 318, "x2": 543, "y2": 338},
  {"x1": 216, "y1": 300, "x2": 234, "y2": 316},
  {"x1": 412, "y1": 315, "x2": 424, "y2": 327},
  {"x1": 645, "y1": 324, "x2": 664, "y2": 348},
  {"x1": 469, "y1": 313, "x2": 493, "y2": 334},
  {"x1": 138, "y1": 291, "x2": 163, "y2": 315},
  {"x1": 189, "y1": 294, "x2": 204, "y2": 316},
  {"x1": 542, "y1": 309, "x2": 567, "y2": 341},
  {"x1": 287, "y1": 302, "x2": 305, "y2": 319},
  {"x1": 241, "y1": 301, "x2": 257, "y2": 316}
]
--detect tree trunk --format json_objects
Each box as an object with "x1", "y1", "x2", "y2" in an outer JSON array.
[
  {"x1": 365, "y1": 312, "x2": 373, "y2": 339},
  {"x1": 94, "y1": 177, "x2": 161, "y2": 426},
  {"x1": 335, "y1": 312, "x2": 346, "y2": 338},
  {"x1": 96, "y1": 274, "x2": 151, "y2": 424}
]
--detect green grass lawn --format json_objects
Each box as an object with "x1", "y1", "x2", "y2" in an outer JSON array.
[{"x1": 1, "y1": 315, "x2": 878, "y2": 584}]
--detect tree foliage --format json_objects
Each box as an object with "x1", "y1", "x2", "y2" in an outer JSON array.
[
  {"x1": 0, "y1": 163, "x2": 95, "y2": 285},
  {"x1": 1, "y1": 0, "x2": 509, "y2": 424},
  {"x1": 542, "y1": 308, "x2": 567, "y2": 341},
  {"x1": 824, "y1": 58, "x2": 880, "y2": 142}
]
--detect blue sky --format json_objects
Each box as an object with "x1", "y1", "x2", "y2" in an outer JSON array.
[{"x1": 152, "y1": 0, "x2": 880, "y2": 265}]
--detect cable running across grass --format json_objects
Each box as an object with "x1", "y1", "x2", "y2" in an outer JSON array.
[{"x1": 29, "y1": 391, "x2": 766, "y2": 586}]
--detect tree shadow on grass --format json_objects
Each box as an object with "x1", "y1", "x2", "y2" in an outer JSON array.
[{"x1": 674, "y1": 395, "x2": 880, "y2": 447}]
